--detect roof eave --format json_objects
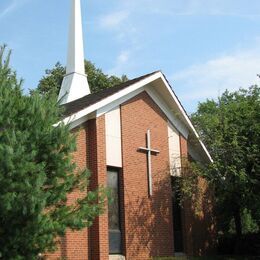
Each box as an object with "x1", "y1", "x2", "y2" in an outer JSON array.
[{"x1": 55, "y1": 71, "x2": 213, "y2": 163}]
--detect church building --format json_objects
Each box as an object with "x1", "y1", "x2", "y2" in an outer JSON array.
[{"x1": 48, "y1": 0, "x2": 216, "y2": 259}]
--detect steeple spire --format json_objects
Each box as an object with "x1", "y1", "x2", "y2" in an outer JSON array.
[{"x1": 58, "y1": 0, "x2": 90, "y2": 104}]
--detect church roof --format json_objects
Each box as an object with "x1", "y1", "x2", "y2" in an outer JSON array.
[
  {"x1": 62, "y1": 71, "x2": 159, "y2": 117},
  {"x1": 57, "y1": 70, "x2": 212, "y2": 163}
]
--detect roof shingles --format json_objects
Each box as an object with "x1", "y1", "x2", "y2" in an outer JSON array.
[{"x1": 62, "y1": 71, "x2": 159, "y2": 117}]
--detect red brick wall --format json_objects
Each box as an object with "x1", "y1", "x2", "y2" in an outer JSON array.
[
  {"x1": 46, "y1": 125, "x2": 89, "y2": 260},
  {"x1": 120, "y1": 91, "x2": 174, "y2": 259},
  {"x1": 190, "y1": 177, "x2": 217, "y2": 256},
  {"x1": 47, "y1": 91, "x2": 216, "y2": 259},
  {"x1": 48, "y1": 117, "x2": 110, "y2": 260},
  {"x1": 179, "y1": 135, "x2": 216, "y2": 256},
  {"x1": 87, "y1": 116, "x2": 109, "y2": 260},
  {"x1": 66, "y1": 125, "x2": 89, "y2": 260},
  {"x1": 179, "y1": 134, "x2": 194, "y2": 255}
]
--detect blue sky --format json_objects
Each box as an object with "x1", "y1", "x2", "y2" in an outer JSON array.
[{"x1": 1, "y1": 0, "x2": 260, "y2": 112}]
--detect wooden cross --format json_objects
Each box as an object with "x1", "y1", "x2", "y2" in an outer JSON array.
[{"x1": 138, "y1": 130, "x2": 160, "y2": 196}]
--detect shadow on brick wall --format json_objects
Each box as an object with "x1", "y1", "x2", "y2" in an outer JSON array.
[
  {"x1": 181, "y1": 174, "x2": 217, "y2": 256},
  {"x1": 124, "y1": 170, "x2": 173, "y2": 259},
  {"x1": 124, "y1": 169, "x2": 217, "y2": 258}
]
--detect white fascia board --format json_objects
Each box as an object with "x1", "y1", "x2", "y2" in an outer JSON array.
[
  {"x1": 158, "y1": 72, "x2": 213, "y2": 162},
  {"x1": 68, "y1": 114, "x2": 89, "y2": 130},
  {"x1": 198, "y1": 139, "x2": 213, "y2": 162},
  {"x1": 53, "y1": 114, "x2": 90, "y2": 130},
  {"x1": 55, "y1": 105, "x2": 94, "y2": 128},
  {"x1": 56, "y1": 71, "x2": 212, "y2": 162},
  {"x1": 97, "y1": 87, "x2": 145, "y2": 117},
  {"x1": 57, "y1": 72, "x2": 162, "y2": 128},
  {"x1": 144, "y1": 86, "x2": 189, "y2": 138}
]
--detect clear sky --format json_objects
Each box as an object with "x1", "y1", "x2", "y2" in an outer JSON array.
[{"x1": 1, "y1": 0, "x2": 260, "y2": 112}]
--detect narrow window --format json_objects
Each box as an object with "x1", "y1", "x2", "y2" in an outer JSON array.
[
  {"x1": 172, "y1": 176, "x2": 184, "y2": 253},
  {"x1": 107, "y1": 168, "x2": 122, "y2": 254}
]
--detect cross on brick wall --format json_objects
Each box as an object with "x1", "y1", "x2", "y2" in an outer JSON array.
[{"x1": 138, "y1": 129, "x2": 160, "y2": 196}]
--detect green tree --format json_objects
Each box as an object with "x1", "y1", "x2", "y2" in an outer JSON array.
[
  {"x1": 36, "y1": 61, "x2": 128, "y2": 97},
  {"x1": 0, "y1": 46, "x2": 106, "y2": 259},
  {"x1": 191, "y1": 86, "x2": 260, "y2": 236},
  {"x1": 36, "y1": 62, "x2": 65, "y2": 97}
]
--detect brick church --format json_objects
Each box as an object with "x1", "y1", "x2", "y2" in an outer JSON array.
[{"x1": 48, "y1": 0, "x2": 216, "y2": 259}]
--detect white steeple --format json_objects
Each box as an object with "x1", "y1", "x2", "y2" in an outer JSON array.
[{"x1": 58, "y1": 0, "x2": 90, "y2": 104}]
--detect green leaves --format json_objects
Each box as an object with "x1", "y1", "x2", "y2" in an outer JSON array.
[
  {"x1": 36, "y1": 60, "x2": 128, "y2": 97},
  {"x1": 191, "y1": 86, "x2": 260, "y2": 235},
  {"x1": 0, "y1": 46, "x2": 106, "y2": 259}
]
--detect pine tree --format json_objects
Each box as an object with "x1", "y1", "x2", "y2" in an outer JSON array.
[{"x1": 0, "y1": 45, "x2": 106, "y2": 259}]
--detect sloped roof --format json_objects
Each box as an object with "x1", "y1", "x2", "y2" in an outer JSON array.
[
  {"x1": 62, "y1": 71, "x2": 159, "y2": 117},
  {"x1": 57, "y1": 71, "x2": 212, "y2": 163}
]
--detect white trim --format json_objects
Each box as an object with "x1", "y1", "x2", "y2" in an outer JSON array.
[
  {"x1": 168, "y1": 121, "x2": 182, "y2": 177},
  {"x1": 158, "y1": 74, "x2": 213, "y2": 162},
  {"x1": 97, "y1": 87, "x2": 145, "y2": 117},
  {"x1": 56, "y1": 71, "x2": 212, "y2": 162},
  {"x1": 57, "y1": 73, "x2": 161, "y2": 128},
  {"x1": 145, "y1": 86, "x2": 189, "y2": 138},
  {"x1": 109, "y1": 255, "x2": 125, "y2": 260},
  {"x1": 68, "y1": 114, "x2": 89, "y2": 130},
  {"x1": 105, "y1": 106, "x2": 122, "y2": 167},
  {"x1": 57, "y1": 73, "x2": 161, "y2": 127}
]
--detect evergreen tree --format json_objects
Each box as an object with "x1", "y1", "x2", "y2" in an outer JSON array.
[{"x1": 0, "y1": 46, "x2": 106, "y2": 259}]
